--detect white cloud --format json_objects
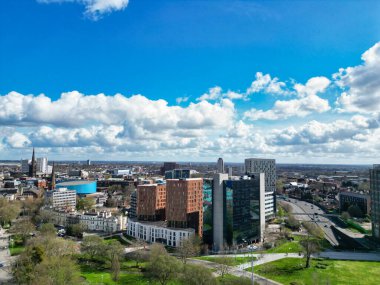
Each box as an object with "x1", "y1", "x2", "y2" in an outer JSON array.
[
  {"x1": 37, "y1": 0, "x2": 129, "y2": 20},
  {"x1": 246, "y1": 72, "x2": 288, "y2": 95},
  {"x1": 294, "y1": 76, "x2": 330, "y2": 97},
  {"x1": 176, "y1": 96, "x2": 189, "y2": 104},
  {"x1": 335, "y1": 42, "x2": 380, "y2": 113},
  {"x1": 244, "y1": 93, "x2": 330, "y2": 121}
]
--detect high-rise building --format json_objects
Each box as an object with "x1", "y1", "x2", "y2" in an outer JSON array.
[
  {"x1": 137, "y1": 184, "x2": 166, "y2": 221},
  {"x1": 29, "y1": 148, "x2": 37, "y2": 177},
  {"x1": 87, "y1": 159, "x2": 91, "y2": 166},
  {"x1": 21, "y1": 159, "x2": 31, "y2": 173},
  {"x1": 129, "y1": 191, "x2": 137, "y2": 218},
  {"x1": 370, "y1": 165, "x2": 380, "y2": 241},
  {"x1": 50, "y1": 163, "x2": 56, "y2": 190},
  {"x1": 165, "y1": 169, "x2": 191, "y2": 179},
  {"x1": 245, "y1": 158, "x2": 276, "y2": 218},
  {"x1": 36, "y1": 157, "x2": 48, "y2": 174},
  {"x1": 212, "y1": 173, "x2": 265, "y2": 252},
  {"x1": 217, "y1": 158, "x2": 224, "y2": 173},
  {"x1": 228, "y1": 167, "x2": 233, "y2": 177},
  {"x1": 166, "y1": 178, "x2": 203, "y2": 237}
]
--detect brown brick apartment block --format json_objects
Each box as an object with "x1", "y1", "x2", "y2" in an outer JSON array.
[{"x1": 137, "y1": 184, "x2": 166, "y2": 221}]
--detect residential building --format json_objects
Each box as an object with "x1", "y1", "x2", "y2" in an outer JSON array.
[
  {"x1": 127, "y1": 219, "x2": 194, "y2": 247},
  {"x1": 245, "y1": 158, "x2": 276, "y2": 218},
  {"x1": 129, "y1": 190, "x2": 137, "y2": 218},
  {"x1": 217, "y1": 158, "x2": 224, "y2": 173},
  {"x1": 45, "y1": 188, "x2": 76, "y2": 210},
  {"x1": 166, "y1": 178, "x2": 203, "y2": 237},
  {"x1": 212, "y1": 173, "x2": 265, "y2": 252},
  {"x1": 339, "y1": 191, "x2": 371, "y2": 216},
  {"x1": 21, "y1": 159, "x2": 31, "y2": 173},
  {"x1": 36, "y1": 157, "x2": 48, "y2": 174},
  {"x1": 43, "y1": 208, "x2": 126, "y2": 233},
  {"x1": 137, "y1": 183, "x2": 166, "y2": 221},
  {"x1": 370, "y1": 165, "x2": 380, "y2": 241}
]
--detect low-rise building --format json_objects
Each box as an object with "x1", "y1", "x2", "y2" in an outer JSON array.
[
  {"x1": 339, "y1": 191, "x2": 371, "y2": 216},
  {"x1": 127, "y1": 219, "x2": 194, "y2": 247},
  {"x1": 42, "y1": 208, "x2": 127, "y2": 233}
]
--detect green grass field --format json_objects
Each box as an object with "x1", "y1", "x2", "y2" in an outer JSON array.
[
  {"x1": 9, "y1": 245, "x2": 25, "y2": 256},
  {"x1": 249, "y1": 257, "x2": 380, "y2": 285},
  {"x1": 194, "y1": 255, "x2": 256, "y2": 265}
]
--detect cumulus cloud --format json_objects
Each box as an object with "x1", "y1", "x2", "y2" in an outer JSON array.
[
  {"x1": 37, "y1": 0, "x2": 129, "y2": 20},
  {"x1": 246, "y1": 72, "x2": 288, "y2": 96},
  {"x1": 176, "y1": 96, "x2": 189, "y2": 104},
  {"x1": 335, "y1": 42, "x2": 380, "y2": 113},
  {"x1": 244, "y1": 76, "x2": 331, "y2": 121}
]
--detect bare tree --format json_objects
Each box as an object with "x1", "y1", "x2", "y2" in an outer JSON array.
[
  {"x1": 176, "y1": 236, "x2": 201, "y2": 264},
  {"x1": 300, "y1": 235, "x2": 320, "y2": 268},
  {"x1": 216, "y1": 256, "x2": 232, "y2": 278}
]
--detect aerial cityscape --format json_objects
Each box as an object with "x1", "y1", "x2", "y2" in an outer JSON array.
[{"x1": 1, "y1": 1, "x2": 380, "y2": 285}]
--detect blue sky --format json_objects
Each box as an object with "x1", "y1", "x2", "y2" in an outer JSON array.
[{"x1": 1, "y1": 0, "x2": 380, "y2": 163}]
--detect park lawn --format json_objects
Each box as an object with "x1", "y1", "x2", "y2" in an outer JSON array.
[
  {"x1": 217, "y1": 274, "x2": 252, "y2": 284},
  {"x1": 265, "y1": 240, "x2": 303, "y2": 254},
  {"x1": 194, "y1": 256, "x2": 255, "y2": 265},
  {"x1": 9, "y1": 245, "x2": 25, "y2": 256},
  {"x1": 249, "y1": 257, "x2": 380, "y2": 285}
]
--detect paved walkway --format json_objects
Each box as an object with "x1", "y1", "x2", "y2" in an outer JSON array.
[{"x1": 0, "y1": 228, "x2": 13, "y2": 284}]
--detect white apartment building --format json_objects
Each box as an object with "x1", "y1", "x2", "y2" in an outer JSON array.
[
  {"x1": 245, "y1": 158, "x2": 276, "y2": 219},
  {"x1": 45, "y1": 188, "x2": 77, "y2": 209},
  {"x1": 43, "y1": 208, "x2": 127, "y2": 233},
  {"x1": 127, "y1": 219, "x2": 195, "y2": 247}
]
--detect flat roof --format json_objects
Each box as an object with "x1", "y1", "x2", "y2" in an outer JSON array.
[{"x1": 56, "y1": 180, "x2": 96, "y2": 186}]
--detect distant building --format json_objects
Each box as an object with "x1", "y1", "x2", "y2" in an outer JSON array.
[
  {"x1": 86, "y1": 159, "x2": 91, "y2": 166},
  {"x1": 21, "y1": 159, "x2": 31, "y2": 173},
  {"x1": 127, "y1": 219, "x2": 194, "y2": 247},
  {"x1": 160, "y1": 162, "x2": 178, "y2": 175},
  {"x1": 45, "y1": 188, "x2": 77, "y2": 209},
  {"x1": 245, "y1": 158, "x2": 276, "y2": 218},
  {"x1": 165, "y1": 169, "x2": 191, "y2": 179},
  {"x1": 36, "y1": 157, "x2": 49, "y2": 174},
  {"x1": 370, "y1": 165, "x2": 380, "y2": 241},
  {"x1": 166, "y1": 178, "x2": 203, "y2": 237},
  {"x1": 217, "y1": 158, "x2": 224, "y2": 173},
  {"x1": 137, "y1": 184, "x2": 166, "y2": 221},
  {"x1": 339, "y1": 191, "x2": 371, "y2": 216},
  {"x1": 228, "y1": 167, "x2": 233, "y2": 177},
  {"x1": 212, "y1": 173, "x2": 265, "y2": 252}
]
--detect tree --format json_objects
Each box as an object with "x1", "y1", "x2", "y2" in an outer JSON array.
[
  {"x1": 10, "y1": 218, "x2": 35, "y2": 244},
  {"x1": 348, "y1": 205, "x2": 363, "y2": 218},
  {"x1": 300, "y1": 235, "x2": 320, "y2": 268},
  {"x1": 33, "y1": 256, "x2": 82, "y2": 285},
  {"x1": 110, "y1": 254, "x2": 120, "y2": 282},
  {"x1": 176, "y1": 236, "x2": 201, "y2": 264},
  {"x1": 341, "y1": 211, "x2": 350, "y2": 221},
  {"x1": 0, "y1": 198, "x2": 21, "y2": 226},
  {"x1": 130, "y1": 239, "x2": 148, "y2": 268},
  {"x1": 39, "y1": 223, "x2": 57, "y2": 236},
  {"x1": 81, "y1": 235, "x2": 105, "y2": 260},
  {"x1": 105, "y1": 240, "x2": 124, "y2": 261},
  {"x1": 67, "y1": 223, "x2": 85, "y2": 238},
  {"x1": 76, "y1": 197, "x2": 95, "y2": 211},
  {"x1": 286, "y1": 214, "x2": 301, "y2": 230},
  {"x1": 180, "y1": 264, "x2": 217, "y2": 285},
  {"x1": 146, "y1": 244, "x2": 182, "y2": 285},
  {"x1": 215, "y1": 256, "x2": 232, "y2": 278},
  {"x1": 302, "y1": 221, "x2": 324, "y2": 239}
]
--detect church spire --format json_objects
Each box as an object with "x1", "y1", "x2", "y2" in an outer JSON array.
[{"x1": 29, "y1": 147, "x2": 37, "y2": 177}]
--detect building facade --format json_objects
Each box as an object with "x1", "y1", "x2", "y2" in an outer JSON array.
[
  {"x1": 166, "y1": 178, "x2": 203, "y2": 237},
  {"x1": 370, "y1": 165, "x2": 380, "y2": 241},
  {"x1": 137, "y1": 184, "x2": 166, "y2": 221},
  {"x1": 212, "y1": 174, "x2": 265, "y2": 252},
  {"x1": 339, "y1": 191, "x2": 371, "y2": 216},
  {"x1": 127, "y1": 219, "x2": 194, "y2": 247},
  {"x1": 245, "y1": 158, "x2": 276, "y2": 218},
  {"x1": 44, "y1": 209, "x2": 126, "y2": 233},
  {"x1": 217, "y1": 158, "x2": 225, "y2": 173},
  {"x1": 45, "y1": 188, "x2": 77, "y2": 209}
]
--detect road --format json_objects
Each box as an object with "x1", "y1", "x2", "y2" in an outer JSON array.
[
  {"x1": 282, "y1": 198, "x2": 340, "y2": 245},
  {"x1": 0, "y1": 228, "x2": 13, "y2": 284}
]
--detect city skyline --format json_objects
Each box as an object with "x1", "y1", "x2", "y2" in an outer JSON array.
[{"x1": 1, "y1": 1, "x2": 380, "y2": 163}]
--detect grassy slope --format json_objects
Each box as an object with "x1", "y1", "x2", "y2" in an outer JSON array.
[{"x1": 250, "y1": 257, "x2": 380, "y2": 285}]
